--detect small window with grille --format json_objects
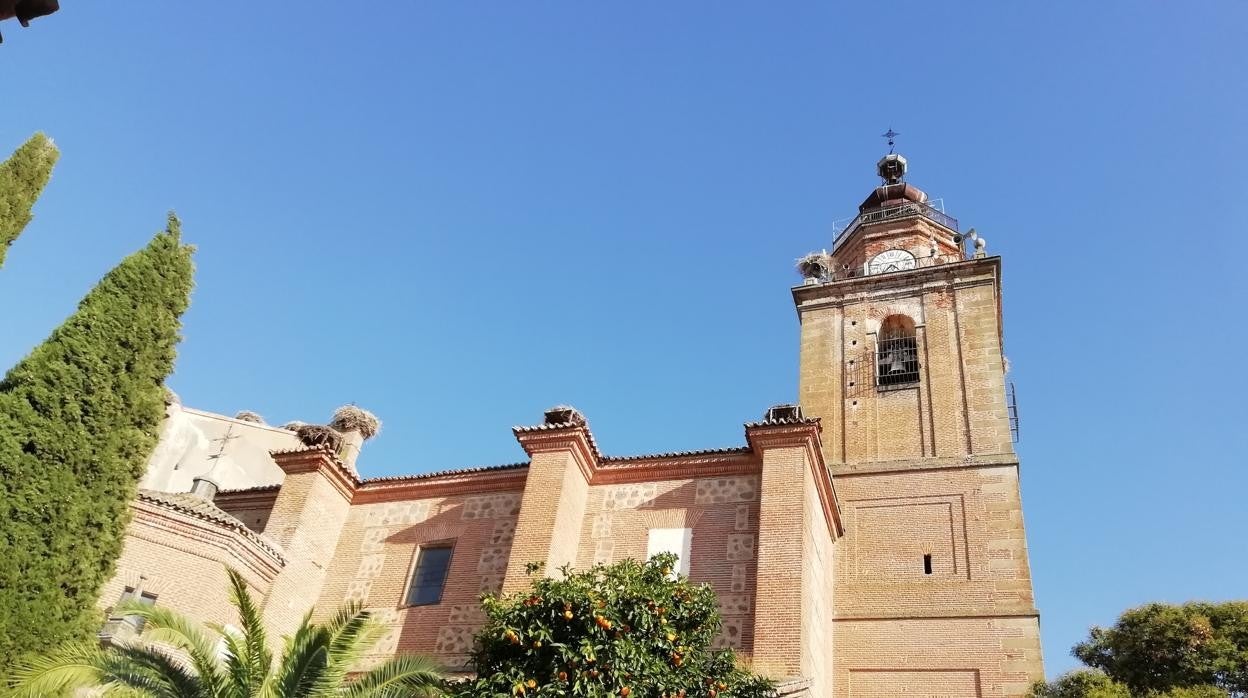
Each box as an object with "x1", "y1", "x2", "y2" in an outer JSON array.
[
  {"x1": 116, "y1": 587, "x2": 158, "y2": 630},
  {"x1": 406, "y1": 543, "x2": 454, "y2": 606},
  {"x1": 876, "y1": 315, "x2": 920, "y2": 387}
]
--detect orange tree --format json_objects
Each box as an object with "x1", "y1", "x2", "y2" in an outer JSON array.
[{"x1": 455, "y1": 553, "x2": 774, "y2": 698}]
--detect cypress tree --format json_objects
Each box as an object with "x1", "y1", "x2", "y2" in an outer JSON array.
[
  {"x1": 0, "y1": 215, "x2": 194, "y2": 672},
  {"x1": 0, "y1": 133, "x2": 59, "y2": 268}
]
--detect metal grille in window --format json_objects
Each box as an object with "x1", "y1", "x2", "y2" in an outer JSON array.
[
  {"x1": 876, "y1": 334, "x2": 919, "y2": 386},
  {"x1": 406, "y1": 545, "x2": 454, "y2": 606},
  {"x1": 116, "y1": 587, "x2": 157, "y2": 630}
]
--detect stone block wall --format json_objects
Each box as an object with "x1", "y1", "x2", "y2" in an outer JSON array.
[
  {"x1": 574, "y1": 476, "x2": 761, "y2": 654},
  {"x1": 316, "y1": 490, "x2": 523, "y2": 671}
]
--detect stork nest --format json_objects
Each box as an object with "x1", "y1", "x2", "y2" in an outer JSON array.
[
  {"x1": 796, "y1": 251, "x2": 831, "y2": 279},
  {"x1": 543, "y1": 404, "x2": 586, "y2": 426},
  {"x1": 234, "y1": 410, "x2": 265, "y2": 424},
  {"x1": 329, "y1": 405, "x2": 381, "y2": 440},
  {"x1": 296, "y1": 424, "x2": 344, "y2": 452},
  {"x1": 281, "y1": 420, "x2": 307, "y2": 431}
]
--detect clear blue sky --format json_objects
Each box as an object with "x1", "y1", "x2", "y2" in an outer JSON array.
[{"x1": 2, "y1": 0, "x2": 1245, "y2": 679}]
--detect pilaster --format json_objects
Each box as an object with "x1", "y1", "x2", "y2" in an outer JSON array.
[
  {"x1": 260, "y1": 446, "x2": 357, "y2": 639},
  {"x1": 746, "y1": 415, "x2": 840, "y2": 693},
  {"x1": 502, "y1": 422, "x2": 597, "y2": 592}
]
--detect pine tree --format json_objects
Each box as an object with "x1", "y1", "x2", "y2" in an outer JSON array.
[
  {"x1": 0, "y1": 215, "x2": 194, "y2": 672},
  {"x1": 0, "y1": 132, "x2": 59, "y2": 268}
]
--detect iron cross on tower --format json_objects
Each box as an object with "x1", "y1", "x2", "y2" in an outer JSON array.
[{"x1": 882, "y1": 128, "x2": 900, "y2": 153}]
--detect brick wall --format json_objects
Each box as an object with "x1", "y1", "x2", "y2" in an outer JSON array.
[
  {"x1": 100, "y1": 500, "x2": 281, "y2": 633},
  {"x1": 834, "y1": 616, "x2": 1042, "y2": 697},
  {"x1": 260, "y1": 450, "x2": 354, "y2": 642},
  {"x1": 575, "y1": 475, "x2": 761, "y2": 654},
  {"x1": 797, "y1": 257, "x2": 1013, "y2": 464},
  {"x1": 316, "y1": 488, "x2": 522, "y2": 671}
]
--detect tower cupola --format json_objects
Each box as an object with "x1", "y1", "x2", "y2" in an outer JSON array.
[{"x1": 858, "y1": 152, "x2": 929, "y2": 213}]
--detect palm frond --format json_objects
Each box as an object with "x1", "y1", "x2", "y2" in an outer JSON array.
[
  {"x1": 5, "y1": 643, "x2": 115, "y2": 697},
  {"x1": 218, "y1": 623, "x2": 254, "y2": 696},
  {"x1": 339, "y1": 655, "x2": 446, "y2": 698},
  {"x1": 224, "y1": 568, "x2": 273, "y2": 693},
  {"x1": 116, "y1": 600, "x2": 224, "y2": 693},
  {"x1": 108, "y1": 643, "x2": 203, "y2": 698},
  {"x1": 272, "y1": 617, "x2": 332, "y2": 698},
  {"x1": 4, "y1": 641, "x2": 196, "y2": 698},
  {"x1": 319, "y1": 601, "x2": 365, "y2": 638},
  {"x1": 308, "y1": 608, "x2": 380, "y2": 696}
]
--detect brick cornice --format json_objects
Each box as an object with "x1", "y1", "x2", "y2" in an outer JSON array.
[
  {"x1": 792, "y1": 256, "x2": 1000, "y2": 307},
  {"x1": 513, "y1": 425, "x2": 599, "y2": 483},
  {"x1": 831, "y1": 453, "x2": 1019, "y2": 477},
  {"x1": 746, "y1": 419, "x2": 844, "y2": 538},
  {"x1": 354, "y1": 467, "x2": 529, "y2": 504},
  {"x1": 271, "y1": 446, "x2": 358, "y2": 500},
  {"x1": 832, "y1": 610, "x2": 1040, "y2": 621},
  {"x1": 129, "y1": 500, "x2": 285, "y2": 582},
  {"x1": 594, "y1": 451, "x2": 759, "y2": 484}
]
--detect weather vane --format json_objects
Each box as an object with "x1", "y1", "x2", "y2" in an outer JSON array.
[{"x1": 882, "y1": 128, "x2": 900, "y2": 154}]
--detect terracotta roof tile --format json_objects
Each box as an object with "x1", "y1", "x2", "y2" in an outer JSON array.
[
  {"x1": 743, "y1": 416, "x2": 822, "y2": 428},
  {"x1": 361, "y1": 462, "x2": 529, "y2": 484},
  {"x1": 217, "y1": 483, "x2": 281, "y2": 495},
  {"x1": 600, "y1": 446, "x2": 751, "y2": 465},
  {"x1": 135, "y1": 489, "x2": 286, "y2": 564}
]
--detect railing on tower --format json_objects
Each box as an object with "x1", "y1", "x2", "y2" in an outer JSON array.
[
  {"x1": 831, "y1": 197, "x2": 958, "y2": 252},
  {"x1": 807, "y1": 251, "x2": 969, "y2": 284}
]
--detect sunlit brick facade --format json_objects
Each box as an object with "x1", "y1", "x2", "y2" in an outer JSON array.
[{"x1": 102, "y1": 153, "x2": 1042, "y2": 696}]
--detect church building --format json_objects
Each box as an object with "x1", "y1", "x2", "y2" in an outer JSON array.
[{"x1": 100, "y1": 151, "x2": 1044, "y2": 697}]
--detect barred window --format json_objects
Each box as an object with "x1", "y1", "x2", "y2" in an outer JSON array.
[
  {"x1": 876, "y1": 315, "x2": 919, "y2": 386},
  {"x1": 406, "y1": 544, "x2": 454, "y2": 606},
  {"x1": 117, "y1": 587, "x2": 157, "y2": 630}
]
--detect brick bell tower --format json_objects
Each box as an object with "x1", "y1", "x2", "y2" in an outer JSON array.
[{"x1": 793, "y1": 146, "x2": 1044, "y2": 696}]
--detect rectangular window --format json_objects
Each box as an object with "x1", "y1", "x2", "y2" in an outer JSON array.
[
  {"x1": 117, "y1": 587, "x2": 157, "y2": 630},
  {"x1": 406, "y1": 544, "x2": 454, "y2": 606},
  {"x1": 646, "y1": 528, "x2": 692, "y2": 577}
]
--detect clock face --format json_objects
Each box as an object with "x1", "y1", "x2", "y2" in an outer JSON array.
[{"x1": 868, "y1": 249, "x2": 917, "y2": 275}]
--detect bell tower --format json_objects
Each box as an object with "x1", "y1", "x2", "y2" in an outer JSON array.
[
  {"x1": 796, "y1": 150, "x2": 1011, "y2": 462},
  {"x1": 795, "y1": 148, "x2": 1043, "y2": 696}
]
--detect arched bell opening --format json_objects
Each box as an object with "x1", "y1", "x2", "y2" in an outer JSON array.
[{"x1": 876, "y1": 315, "x2": 920, "y2": 387}]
